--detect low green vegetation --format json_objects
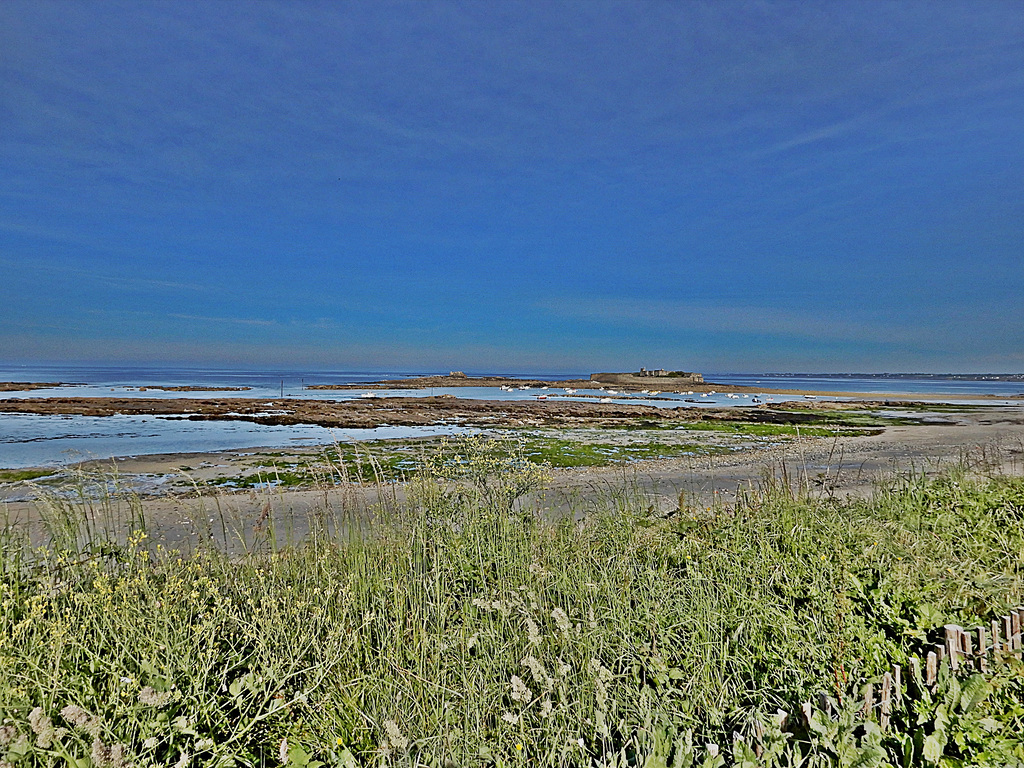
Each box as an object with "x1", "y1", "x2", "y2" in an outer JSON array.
[
  {"x1": 3, "y1": 436, "x2": 1024, "y2": 766},
  {"x1": 516, "y1": 436, "x2": 731, "y2": 466},
  {"x1": 206, "y1": 433, "x2": 741, "y2": 487},
  {"x1": 0, "y1": 468, "x2": 56, "y2": 483},
  {"x1": 672, "y1": 420, "x2": 879, "y2": 437}
]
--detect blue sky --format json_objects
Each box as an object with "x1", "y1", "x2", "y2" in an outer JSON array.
[{"x1": 2, "y1": 0, "x2": 1022, "y2": 373}]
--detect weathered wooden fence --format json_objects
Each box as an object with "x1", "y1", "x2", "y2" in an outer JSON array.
[{"x1": 802, "y1": 605, "x2": 1024, "y2": 732}]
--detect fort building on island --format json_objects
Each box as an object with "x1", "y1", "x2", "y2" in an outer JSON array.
[{"x1": 590, "y1": 369, "x2": 704, "y2": 384}]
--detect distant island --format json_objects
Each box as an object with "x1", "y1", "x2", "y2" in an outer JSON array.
[
  {"x1": 308, "y1": 368, "x2": 706, "y2": 392},
  {"x1": 758, "y1": 372, "x2": 1024, "y2": 382}
]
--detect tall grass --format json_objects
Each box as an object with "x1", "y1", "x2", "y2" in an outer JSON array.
[{"x1": 2, "y1": 437, "x2": 1023, "y2": 767}]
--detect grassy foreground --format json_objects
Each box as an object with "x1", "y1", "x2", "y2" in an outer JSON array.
[{"x1": 2, "y1": 438, "x2": 1024, "y2": 767}]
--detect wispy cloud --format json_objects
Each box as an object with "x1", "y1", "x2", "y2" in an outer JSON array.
[
  {"x1": 0, "y1": 251, "x2": 208, "y2": 294},
  {"x1": 166, "y1": 313, "x2": 276, "y2": 327}
]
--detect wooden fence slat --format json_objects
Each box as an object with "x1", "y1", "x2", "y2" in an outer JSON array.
[
  {"x1": 1013, "y1": 609, "x2": 1023, "y2": 651},
  {"x1": 926, "y1": 650, "x2": 938, "y2": 686},
  {"x1": 992, "y1": 618, "x2": 1002, "y2": 655},
  {"x1": 977, "y1": 626, "x2": 988, "y2": 672},
  {"x1": 880, "y1": 672, "x2": 893, "y2": 731},
  {"x1": 861, "y1": 683, "x2": 874, "y2": 719},
  {"x1": 1002, "y1": 615, "x2": 1013, "y2": 653},
  {"x1": 945, "y1": 625, "x2": 962, "y2": 670}
]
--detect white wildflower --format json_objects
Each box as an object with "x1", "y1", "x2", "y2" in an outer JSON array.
[
  {"x1": 557, "y1": 659, "x2": 572, "y2": 678},
  {"x1": 278, "y1": 737, "x2": 289, "y2": 764},
  {"x1": 383, "y1": 719, "x2": 408, "y2": 751},
  {"x1": 706, "y1": 743, "x2": 720, "y2": 757},
  {"x1": 588, "y1": 606, "x2": 597, "y2": 630},
  {"x1": 501, "y1": 712, "x2": 519, "y2": 725},
  {"x1": 142, "y1": 737, "x2": 159, "y2": 750},
  {"x1": 467, "y1": 632, "x2": 479, "y2": 651},
  {"x1": 174, "y1": 750, "x2": 190, "y2": 768},
  {"x1": 510, "y1": 675, "x2": 532, "y2": 703},
  {"x1": 195, "y1": 738, "x2": 214, "y2": 751}
]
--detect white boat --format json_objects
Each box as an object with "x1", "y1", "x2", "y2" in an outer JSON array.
[
  {"x1": 564, "y1": 388, "x2": 577, "y2": 394},
  {"x1": 360, "y1": 392, "x2": 377, "y2": 398},
  {"x1": 600, "y1": 397, "x2": 612, "y2": 403}
]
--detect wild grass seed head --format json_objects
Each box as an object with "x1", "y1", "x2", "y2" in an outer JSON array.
[
  {"x1": 539, "y1": 697, "x2": 554, "y2": 718},
  {"x1": 138, "y1": 686, "x2": 174, "y2": 708},
  {"x1": 521, "y1": 655, "x2": 554, "y2": 690},
  {"x1": 0, "y1": 725, "x2": 18, "y2": 747},
  {"x1": 551, "y1": 607, "x2": 572, "y2": 635},
  {"x1": 90, "y1": 739, "x2": 131, "y2": 768},
  {"x1": 28, "y1": 708, "x2": 55, "y2": 747},
  {"x1": 383, "y1": 719, "x2": 408, "y2": 751},
  {"x1": 510, "y1": 675, "x2": 532, "y2": 703},
  {"x1": 525, "y1": 615, "x2": 542, "y2": 645},
  {"x1": 60, "y1": 705, "x2": 101, "y2": 738}
]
